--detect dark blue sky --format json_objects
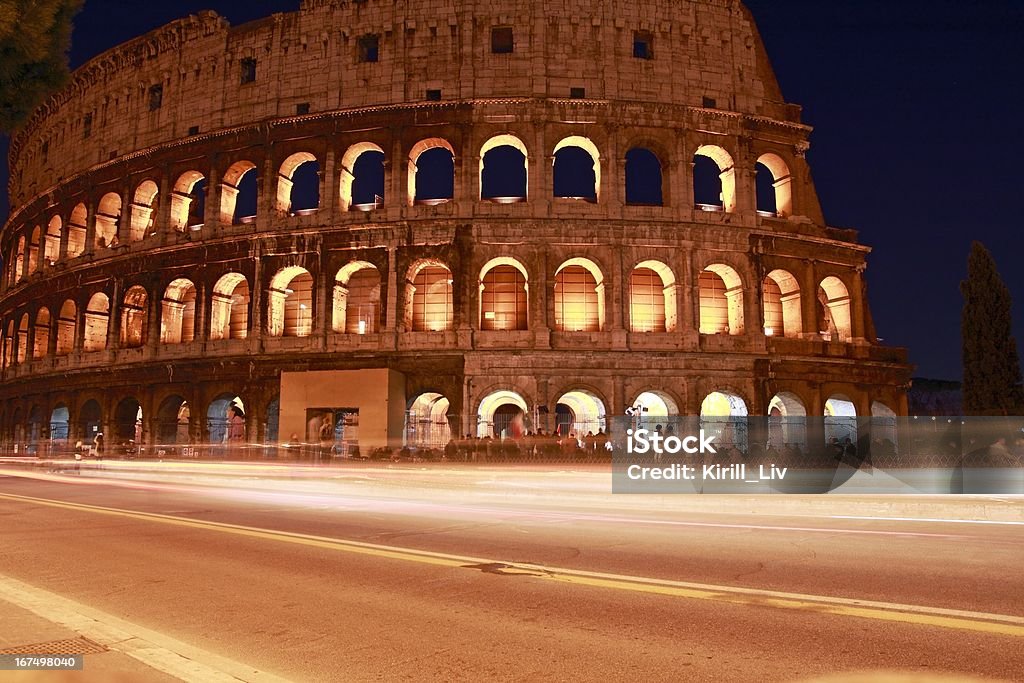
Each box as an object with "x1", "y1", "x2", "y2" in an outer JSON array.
[{"x1": 3, "y1": 0, "x2": 1023, "y2": 380}]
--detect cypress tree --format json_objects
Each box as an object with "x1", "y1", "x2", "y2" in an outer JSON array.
[
  {"x1": 0, "y1": 0, "x2": 82, "y2": 132},
  {"x1": 960, "y1": 241, "x2": 1024, "y2": 415}
]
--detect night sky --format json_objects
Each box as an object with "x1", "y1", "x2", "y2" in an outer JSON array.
[{"x1": 2, "y1": 0, "x2": 1022, "y2": 380}]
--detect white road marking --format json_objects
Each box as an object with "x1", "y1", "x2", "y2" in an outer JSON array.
[{"x1": 831, "y1": 515, "x2": 1024, "y2": 526}]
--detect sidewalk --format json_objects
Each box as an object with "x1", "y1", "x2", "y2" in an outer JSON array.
[{"x1": 0, "y1": 599, "x2": 180, "y2": 683}]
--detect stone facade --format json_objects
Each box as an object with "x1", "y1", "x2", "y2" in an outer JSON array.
[{"x1": 0, "y1": 0, "x2": 909, "y2": 450}]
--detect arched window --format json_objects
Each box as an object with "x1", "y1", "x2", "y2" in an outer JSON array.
[
  {"x1": 220, "y1": 161, "x2": 258, "y2": 225},
  {"x1": 408, "y1": 139, "x2": 455, "y2": 205},
  {"x1": 210, "y1": 273, "x2": 250, "y2": 341},
  {"x1": 819, "y1": 276, "x2": 853, "y2": 341},
  {"x1": 333, "y1": 262, "x2": 381, "y2": 334},
  {"x1": 699, "y1": 264, "x2": 744, "y2": 335},
  {"x1": 556, "y1": 389, "x2": 608, "y2": 438},
  {"x1": 2, "y1": 320, "x2": 12, "y2": 368},
  {"x1": 170, "y1": 171, "x2": 206, "y2": 231},
  {"x1": 339, "y1": 143, "x2": 385, "y2": 211},
  {"x1": 67, "y1": 203, "x2": 87, "y2": 257},
  {"x1": 33, "y1": 308, "x2": 50, "y2": 359},
  {"x1": 56, "y1": 300, "x2": 76, "y2": 356},
  {"x1": 161, "y1": 279, "x2": 197, "y2": 344},
  {"x1": 554, "y1": 259, "x2": 604, "y2": 332},
  {"x1": 14, "y1": 236, "x2": 25, "y2": 282},
  {"x1": 277, "y1": 152, "x2": 320, "y2": 214},
  {"x1": 625, "y1": 147, "x2": 663, "y2": 206},
  {"x1": 476, "y1": 390, "x2": 529, "y2": 439},
  {"x1": 120, "y1": 285, "x2": 148, "y2": 348},
  {"x1": 44, "y1": 216, "x2": 61, "y2": 263},
  {"x1": 693, "y1": 145, "x2": 735, "y2": 213},
  {"x1": 824, "y1": 394, "x2": 857, "y2": 444},
  {"x1": 27, "y1": 226, "x2": 40, "y2": 274},
  {"x1": 129, "y1": 180, "x2": 159, "y2": 241},
  {"x1": 552, "y1": 136, "x2": 600, "y2": 202},
  {"x1": 83, "y1": 293, "x2": 110, "y2": 352},
  {"x1": 762, "y1": 270, "x2": 802, "y2": 338},
  {"x1": 480, "y1": 259, "x2": 528, "y2": 331},
  {"x1": 268, "y1": 267, "x2": 314, "y2": 337},
  {"x1": 406, "y1": 392, "x2": 451, "y2": 448},
  {"x1": 700, "y1": 390, "x2": 749, "y2": 450},
  {"x1": 95, "y1": 192, "x2": 122, "y2": 247},
  {"x1": 480, "y1": 134, "x2": 527, "y2": 201},
  {"x1": 16, "y1": 314, "x2": 29, "y2": 364},
  {"x1": 409, "y1": 263, "x2": 453, "y2": 332},
  {"x1": 755, "y1": 153, "x2": 793, "y2": 217},
  {"x1": 629, "y1": 261, "x2": 676, "y2": 332}
]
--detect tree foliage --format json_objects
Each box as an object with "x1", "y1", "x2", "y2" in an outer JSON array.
[
  {"x1": 961, "y1": 241, "x2": 1024, "y2": 415},
  {"x1": 0, "y1": 0, "x2": 82, "y2": 132}
]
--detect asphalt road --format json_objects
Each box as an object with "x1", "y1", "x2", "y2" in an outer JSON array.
[{"x1": 0, "y1": 464, "x2": 1021, "y2": 682}]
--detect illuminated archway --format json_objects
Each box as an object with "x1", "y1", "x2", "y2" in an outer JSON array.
[
  {"x1": 170, "y1": 171, "x2": 206, "y2": 230},
  {"x1": 763, "y1": 269, "x2": 802, "y2": 338},
  {"x1": 210, "y1": 273, "x2": 249, "y2": 341},
  {"x1": 767, "y1": 392, "x2": 807, "y2": 449},
  {"x1": 120, "y1": 286, "x2": 148, "y2": 348},
  {"x1": 44, "y1": 216, "x2": 61, "y2": 263},
  {"x1": 406, "y1": 261, "x2": 453, "y2": 332},
  {"x1": 479, "y1": 257, "x2": 529, "y2": 331},
  {"x1": 406, "y1": 392, "x2": 451, "y2": 448},
  {"x1": 95, "y1": 192, "x2": 122, "y2": 247},
  {"x1": 477, "y1": 390, "x2": 528, "y2": 439},
  {"x1": 699, "y1": 264, "x2": 744, "y2": 335},
  {"x1": 556, "y1": 389, "x2": 607, "y2": 439},
  {"x1": 268, "y1": 267, "x2": 314, "y2": 338},
  {"x1": 129, "y1": 180, "x2": 159, "y2": 241},
  {"x1": 56, "y1": 300, "x2": 76, "y2": 355},
  {"x1": 552, "y1": 136, "x2": 600, "y2": 202},
  {"x1": 755, "y1": 153, "x2": 793, "y2": 217},
  {"x1": 693, "y1": 145, "x2": 736, "y2": 212},
  {"x1": 824, "y1": 394, "x2": 857, "y2": 444},
  {"x1": 220, "y1": 160, "x2": 258, "y2": 224},
  {"x1": 33, "y1": 308, "x2": 50, "y2": 359},
  {"x1": 554, "y1": 258, "x2": 605, "y2": 332},
  {"x1": 333, "y1": 262, "x2": 381, "y2": 334},
  {"x1": 819, "y1": 276, "x2": 852, "y2": 341},
  {"x1": 277, "y1": 152, "x2": 320, "y2": 214},
  {"x1": 630, "y1": 260, "x2": 676, "y2": 332},
  {"x1": 339, "y1": 142, "x2": 385, "y2": 211},
  {"x1": 83, "y1": 293, "x2": 110, "y2": 352},
  {"x1": 161, "y1": 279, "x2": 197, "y2": 344},
  {"x1": 700, "y1": 390, "x2": 748, "y2": 450},
  {"x1": 408, "y1": 138, "x2": 455, "y2": 205}
]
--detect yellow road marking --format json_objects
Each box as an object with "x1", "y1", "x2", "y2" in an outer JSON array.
[{"x1": 2, "y1": 491, "x2": 1023, "y2": 638}]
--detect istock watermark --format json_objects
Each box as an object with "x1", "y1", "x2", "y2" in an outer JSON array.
[{"x1": 626, "y1": 428, "x2": 718, "y2": 455}]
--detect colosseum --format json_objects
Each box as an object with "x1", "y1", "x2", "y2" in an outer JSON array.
[{"x1": 0, "y1": 0, "x2": 911, "y2": 455}]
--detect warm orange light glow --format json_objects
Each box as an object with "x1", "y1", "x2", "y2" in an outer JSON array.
[
  {"x1": 629, "y1": 267, "x2": 666, "y2": 333},
  {"x1": 412, "y1": 266, "x2": 453, "y2": 332},
  {"x1": 481, "y1": 265, "x2": 527, "y2": 331},
  {"x1": 555, "y1": 266, "x2": 599, "y2": 332}
]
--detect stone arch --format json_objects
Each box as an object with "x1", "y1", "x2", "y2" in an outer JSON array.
[
  {"x1": 630, "y1": 260, "x2": 677, "y2": 332},
  {"x1": 406, "y1": 392, "x2": 451, "y2": 448},
  {"x1": 170, "y1": 171, "x2": 206, "y2": 231},
  {"x1": 95, "y1": 192, "x2": 122, "y2": 247},
  {"x1": 479, "y1": 257, "x2": 529, "y2": 331},
  {"x1": 14, "y1": 235, "x2": 25, "y2": 282},
  {"x1": 339, "y1": 142, "x2": 385, "y2": 212},
  {"x1": 700, "y1": 389, "x2": 749, "y2": 450},
  {"x1": 78, "y1": 398, "x2": 102, "y2": 441},
  {"x1": 693, "y1": 144, "x2": 736, "y2": 212},
  {"x1": 83, "y1": 292, "x2": 109, "y2": 352},
  {"x1": 16, "y1": 313, "x2": 28, "y2": 364},
  {"x1": 56, "y1": 300, "x2": 76, "y2": 355},
  {"x1": 554, "y1": 257, "x2": 605, "y2": 332},
  {"x1": 220, "y1": 160, "x2": 258, "y2": 224},
  {"x1": 277, "y1": 151, "x2": 320, "y2": 214},
  {"x1": 625, "y1": 147, "x2": 664, "y2": 206},
  {"x1": 480, "y1": 134, "x2": 528, "y2": 201},
  {"x1": 768, "y1": 391, "x2": 808, "y2": 449},
  {"x1": 2, "y1": 320, "x2": 13, "y2": 368},
  {"x1": 333, "y1": 261, "x2": 381, "y2": 334},
  {"x1": 819, "y1": 276, "x2": 853, "y2": 341},
  {"x1": 406, "y1": 260, "x2": 453, "y2": 332},
  {"x1": 33, "y1": 307, "x2": 50, "y2": 359},
  {"x1": 824, "y1": 394, "x2": 858, "y2": 444},
  {"x1": 210, "y1": 273, "x2": 250, "y2": 341},
  {"x1": 206, "y1": 393, "x2": 245, "y2": 445},
  {"x1": 67, "y1": 203, "x2": 87, "y2": 257},
  {"x1": 408, "y1": 138, "x2": 455, "y2": 205},
  {"x1": 477, "y1": 389, "x2": 529, "y2": 439},
  {"x1": 629, "y1": 390, "x2": 680, "y2": 432},
  {"x1": 552, "y1": 135, "x2": 600, "y2": 202},
  {"x1": 555, "y1": 388, "x2": 608, "y2": 439},
  {"x1": 268, "y1": 266, "x2": 314, "y2": 338},
  {"x1": 49, "y1": 404, "x2": 70, "y2": 443},
  {"x1": 763, "y1": 269, "x2": 802, "y2": 338},
  {"x1": 155, "y1": 395, "x2": 191, "y2": 445},
  {"x1": 161, "y1": 278, "x2": 197, "y2": 344},
  {"x1": 755, "y1": 152, "x2": 793, "y2": 217},
  {"x1": 120, "y1": 285, "x2": 148, "y2": 348},
  {"x1": 129, "y1": 179, "x2": 159, "y2": 241},
  {"x1": 27, "y1": 226, "x2": 40, "y2": 274},
  {"x1": 699, "y1": 263, "x2": 744, "y2": 335},
  {"x1": 44, "y1": 216, "x2": 61, "y2": 263},
  {"x1": 113, "y1": 396, "x2": 143, "y2": 443}
]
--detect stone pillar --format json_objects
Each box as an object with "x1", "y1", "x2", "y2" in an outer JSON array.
[
  {"x1": 204, "y1": 163, "x2": 221, "y2": 230},
  {"x1": 256, "y1": 156, "x2": 275, "y2": 231},
  {"x1": 801, "y1": 263, "x2": 819, "y2": 337},
  {"x1": 322, "y1": 148, "x2": 338, "y2": 220},
  {"x1": 384, "y1": 247, "x2": 398, "y2": 331},
  {"x1": 146, "y1": 289, "x2": 162, "y2": 353},
  {"x1": 107, "y1": 280, "x2": 122, "y2": 351},
  {"x1": 851, "y1": 269, "x2": 867, "y2": 341},
  {"x1": 84, "y1": 201, "x2": 98, "y2": 256},
  {"x1": 195, "y1": 281, "x2": 210, "y2": 342}
]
